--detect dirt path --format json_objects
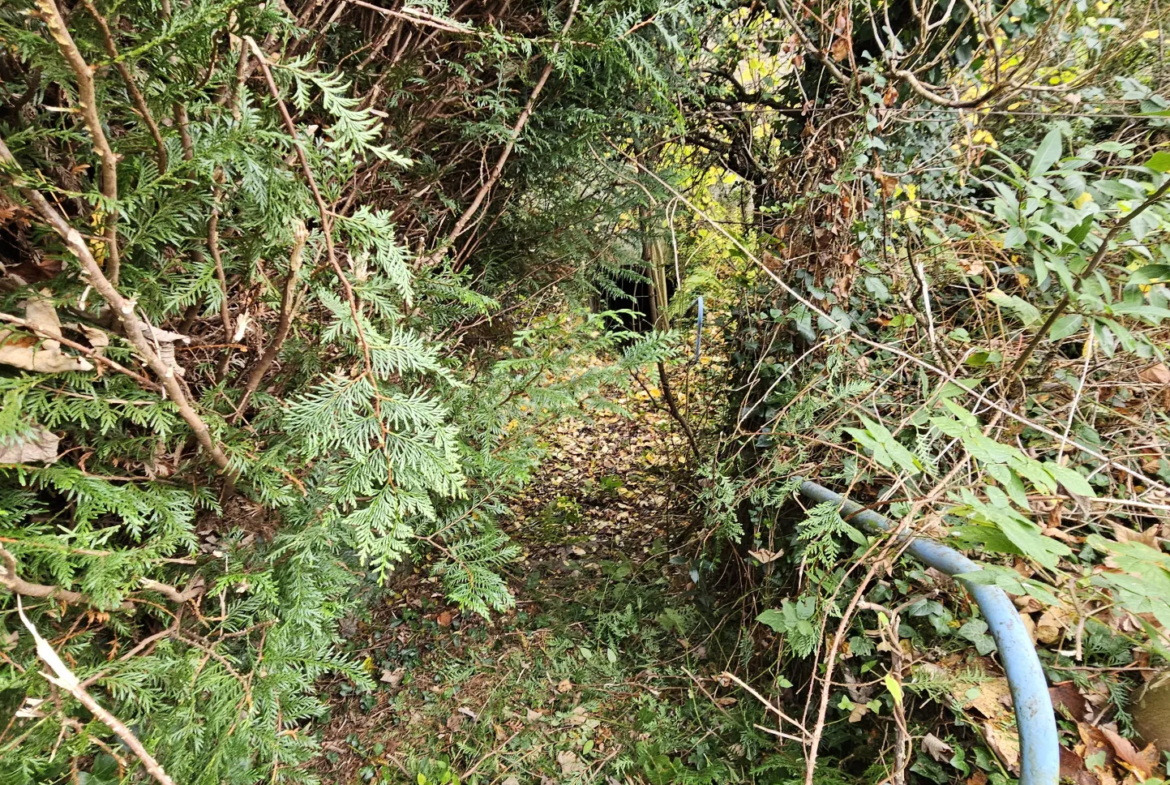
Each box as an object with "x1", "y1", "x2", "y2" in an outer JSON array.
[{"x1": 309, "y1": 385, "x2": 735, "y2": 785}]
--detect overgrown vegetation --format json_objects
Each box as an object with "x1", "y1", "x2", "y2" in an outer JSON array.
[{"x1": 2, "y1": 0, "x2": 1170, "y2": 783}]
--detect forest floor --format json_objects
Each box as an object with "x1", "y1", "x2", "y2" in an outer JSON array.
[{"x1": 309, "y1": 380, "x2": 757, "y2": 784}]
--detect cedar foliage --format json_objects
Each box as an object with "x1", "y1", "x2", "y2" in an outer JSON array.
[{"x1": 0, "y1": 0, "x2": 687, "y2": 781}]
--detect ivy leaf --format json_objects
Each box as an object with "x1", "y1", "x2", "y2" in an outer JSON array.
[{"x1": 1029, "y1": 129, "x2": 1063, "y2": 178}]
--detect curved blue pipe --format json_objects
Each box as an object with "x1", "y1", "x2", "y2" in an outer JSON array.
[{"x1": 796, "y1": 479, "x2": 1059, "y2": 785}]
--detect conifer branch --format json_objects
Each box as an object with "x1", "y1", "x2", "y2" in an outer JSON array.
[
  {"x1": 244, "y1": 36, "x2": 376, "y2": 377},
  {"x1": 16, "y1": 598, "x2": 177, "y2": 785},
  {"x1": 35, "y1": 0, "x2": 122, "y2": 284},
  {"x1": 233, "y1": 221, "x2": 308, "y2": 421},
  {"x1": 0, "y1": 548, "x2": 134, "y2": 611},
  {"x1": 81, "y1": 0, "x2": 168, "y2": 173},
  {"x1": 431, "y1": 0, "x2": 580, "y2": 270},
  {"x1": 0, "y1": 136, "x2": 233, "y2": 475}
]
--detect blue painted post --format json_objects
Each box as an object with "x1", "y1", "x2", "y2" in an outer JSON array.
[
  {"x1": 694, "y1": 295, "x2": 704, "y2": 363},
  {"x1": 796, "y1": 479, "x2": 1060, "y2": 785}
]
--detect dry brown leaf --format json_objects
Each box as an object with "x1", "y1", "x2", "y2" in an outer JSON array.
[
  {"x1": 1098, "y1": 725, "x2": 1157, "y2": 780},
  {"x1": 0, "y1": 427, "x2": 59, "y2": 465},
  {"x1": 1037, "y1": 606, "x2": 1072, "y2": 645},
  {"x1": 984, "y1": 720, "x2": 1021, "y2": 774},
  {"x1": 556, "y1": 678, "x2": 572, "y2": 694},
  {"x1": 1109, "y1": 523, "x2": 1159, "y2": 550},
  {"x1": 829, "y1": 37, "x2": 850, "y2": 61},
  {"x1": 379, "y1": 668, "x2": 403, "y2": 686},
  {"x1": 1138, "y1": 363, "x2": 1170, "y2": 386},
  {"x1": 921, "y1": 733, "x2": 953, "y2": 762},
  {"x1": 954, "y1": 676, "x2": 1011, "y2": 719},
  {"x1": 526, "y1": 708, "x2": 543, "y2": 721},
  {"x1": 1050, "y1": 682, "x2": 1089, "y2": 723},
  {"x1": 1060, "y1": 746, "x2": 1100, "y2": 785},
  {"x1": 1, "y1": 294, "x2": 94, "y2": 374},
  {"x1": 557, "y1": 750, "x2": 584, "y2": 775}
]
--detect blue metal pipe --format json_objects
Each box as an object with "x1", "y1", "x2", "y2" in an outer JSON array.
[{"x1": 796, "y1": 479, "x2": 1059, "y2": 785}]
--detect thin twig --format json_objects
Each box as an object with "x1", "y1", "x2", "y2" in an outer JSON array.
[
  {"x1": 0, "y1": 547, "x2": 133, "y2": 611},
  {"x1": 0, "y1": 313, "x2": 160, "y2": 391},
  {"x1": 233, "y1": 222, "x2": 307, "y2": 421},
  {"x1": 432, "y1": 0, "x2": 580, "y2": 268},
  {"x1": 81, "y1": 0, "x2": 167, "y2": 173},
  {"x1": 35, "y1": 0, "x2": 121, "y2": 284},
  {"x1": 1007, "y1": 178, "x2": 1170, "y2": 380}
]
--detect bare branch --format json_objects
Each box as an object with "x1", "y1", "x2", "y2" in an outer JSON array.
[
  {"x1": 81, "y1": 0, "x2": 168, "y2": 173},
  {"x1": 35, "y1": 0, "x2": 122, "y2": 284},
  {"x1": 0, "y1": 547, "x2": 133, "y2": 611},
  {"x1": 233, "y1": 222, "x2": 308, "y2": 421}
]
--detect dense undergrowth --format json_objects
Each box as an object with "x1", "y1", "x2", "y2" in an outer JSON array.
[{"x1": 2, "y1": 0, "x2": 1170, "y2": 783}]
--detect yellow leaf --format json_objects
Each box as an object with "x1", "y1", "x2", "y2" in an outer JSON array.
[{"x1": 884, "y1": 673, "x2": 903, "y2": 707}]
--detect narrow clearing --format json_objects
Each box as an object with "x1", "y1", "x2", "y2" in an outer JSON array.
[{"x1": 313, "y1": 381, "x2": 750, "y2": 784}]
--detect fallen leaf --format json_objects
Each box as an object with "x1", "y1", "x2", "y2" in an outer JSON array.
[
  {"x1": 1037, "y1": 606, "x2": 1072, "y2": 645},
  {"x1": 1098, "y1": 725, "x2": 1157, "y2": 779},
  {"x1": 954, "y1": 677, "x2": 1011, "y2": 719},
  {"x1": 984, "y1": 720, "x2": 1021, "y2": 774},
  {"x1": 0, "y1": 427, "x2": 59, "y2": 464},
  {"x1": 1060, "y1": 746, "x2": 1100, "y2": 785},
  {"x1": 502, "y1": 778, "x2": 520, "y2": 785},
  {"x1": 922, "y1": 733, "x2": 953, "y2": 762},
  {"x1": 566, "y1": 705, "x2": 589, "y2": 726},
  {"x1": 1050, "y1": 682, "x2": 1089, "y2": 723},
  {"x1": 556, "y1": 678, "x2": 572, "y2": 694},
  {"x1": 557, "y1": 750, "x2": 585, "y2": 775},
  {"x1": 748, "y1": 548, "x2": 783, "y2": 564},
  {"x1": 1138, "y1": 363, "x2": 1170, "y2": 386},
  {"x1": 1, "y1": 294, "x2": 94, "y2": 373},
  {"x1": 1109, "y1": 522, "x2": 1159, "y2": 550},
  {"x1": 379, "y1": 668, "x2": 404, "y2": 686},
  {"x1": 526, "y1": 708, "x2": 543, "y2": 721}
]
